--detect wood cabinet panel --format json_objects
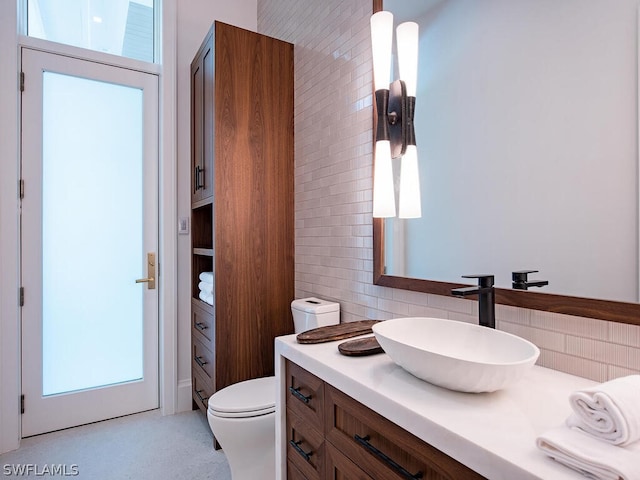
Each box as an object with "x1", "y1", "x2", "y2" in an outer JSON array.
[
  {"x1": 192, "y1": 368, "x2": 213, "y2": 414},
  {"x1": 325, "y1": 443, "x2": 374, "y2": 480},
  {"x1": 191, "y1": 48, "x2": 203, "y2": 204},
  {"x1": 191, "y1": 299, "x2": 214, "y2": 346},
  {"x1": 191, "y1": 33, "x2": 214, "y2": 202},
  {"x1": 325, "y1": 385, "x2": 486, "y2": 480},
  {"x1": 201, "y1": 39, "x2": 214, "y2": 200},
  {"x1": 190, "y1": 21, "x2": 294, "y2": 425},
  {"x1": 286, "y1": 360, "x2": 325, "y2": 433},
  {"x1": 288, "y1": 460, "x2": 310, "y2": 480},
  {"x1": 213, "y1": 23, "x2": 294, "y2": 390},
  {"x1": 192, "y1": 335, "x2": 215, "y2": 383},
  {"x1": 287, "y1": 408, "x2": 325, "y2": 480}
]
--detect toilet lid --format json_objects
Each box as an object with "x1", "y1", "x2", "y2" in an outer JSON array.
[{"x1": 208, "y1": 376, "x2": 275, "y2": 418}]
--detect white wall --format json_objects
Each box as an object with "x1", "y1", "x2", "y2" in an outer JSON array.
[{"x1": 0, "y1": 0, "x2": 21, "y2": 455}]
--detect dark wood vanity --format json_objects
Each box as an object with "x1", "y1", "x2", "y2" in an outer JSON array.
[{"x1": 285, "y1": 360, "x2": 486, "y2": 480}]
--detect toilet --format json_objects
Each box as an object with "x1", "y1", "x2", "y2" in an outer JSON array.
[
  {"x1": 207, "y1": 297, "x2": 339, "y2": 480},
  {"x1": 290, "y1": 297, "x2": 340, "y2": 333}
]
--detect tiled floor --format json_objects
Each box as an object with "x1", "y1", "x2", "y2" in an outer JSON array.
[{"x1": 0, "y1": 410, "x2": 230, "y2": 479}]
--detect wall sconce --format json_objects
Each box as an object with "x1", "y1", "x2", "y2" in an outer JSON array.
[{"x1": 371, "y1": 11, "x2": 421, "y2": 219}]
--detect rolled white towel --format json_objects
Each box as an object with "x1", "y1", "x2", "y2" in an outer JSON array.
[
  {"x1": 566, "y1": 375, "x2": 640, "y2": 446},
  {"x1": 198, "y1": 281, "x2": 213, "y2": 294},
  {"x1": 199, "y1": 271, "x2": 213, "y2": 283},
  {"x1": 537, "y1": 426, "x2": 640, "y2": 480},
  {"x1": 198, "y1": 290, "x2": 213, "y2": 306}
]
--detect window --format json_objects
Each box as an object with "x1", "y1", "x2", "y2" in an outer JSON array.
[{"x1": 27, "y1": 0, "x2": 156, "y2": 63}]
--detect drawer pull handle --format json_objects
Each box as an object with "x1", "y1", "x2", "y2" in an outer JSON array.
[
  {"x1": 289, "y1": 440, "x2": 313, "y2": 462},
  {"x1": 354, "y1": 434, "x2": 423, "y2": 480},
  {"x1": 194, "y1": 165, "x2": 204, "y2": 190},
  {"x1": 289, "y1": 386, "x2": 311, "y2": 404},
  {"x1": 195, "y1": 322, "x2": 208, "y2": 331},
  {"x1": 194, "y1": 355, "x2": 207, "y2": 367},
  {"x1": 195, "y1": 388, "x2": 208, "y2": 406}
]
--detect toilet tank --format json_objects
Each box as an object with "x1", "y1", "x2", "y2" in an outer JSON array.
[{"x1": 291, "y1": 297, "x2": 340, "y2": 333}]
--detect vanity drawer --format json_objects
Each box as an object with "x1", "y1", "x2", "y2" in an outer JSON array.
[
  {"x1": 286, "y1": 360, "x2": 324, "y2": 432},
  {"x1": 287, "y1": 460, "x2": 309, "y2": 480},
  {"x1": 192, "y1": 335, "x2": 215, "y2": 382},
  {"x1": 192, "y1": 368, "x2": 213, "y2": 413},
  {"x1": 325, "y1": 443, "x2": 374, "y2": 480},
  {"x1": 325, "y1": 384, "x2": 486, "y2": 480},
  {"x1": 287, "y1": 407, "x2": 325, "y2": 480},
  {"x1": 192, "y1": 299, "x2": 214, "y2": 345}
]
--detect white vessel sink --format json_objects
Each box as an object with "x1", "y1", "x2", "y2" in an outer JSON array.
[{"x1": 372, "y1": 317, "x2": 540, "y2": 393}]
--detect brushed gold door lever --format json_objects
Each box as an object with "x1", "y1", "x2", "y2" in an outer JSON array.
[{"x1": 135, "y1": 253, "x2": 156, "y2": 289}]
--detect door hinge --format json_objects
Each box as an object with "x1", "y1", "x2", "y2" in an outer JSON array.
[
  {"x1": 19, "y1": 287, "x2": 24, "y2": 306},
  {"x1": 19, "y1": 179, "x2": 24, "y2": 199},
  {"x1": 20, "y1": 71, "x2": 24, "y2": 92},
  {"x1": 21, "y1": 394, "x2": 25, "y2": 414}
]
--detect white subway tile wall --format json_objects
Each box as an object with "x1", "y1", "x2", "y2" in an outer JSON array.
[{"x1": 257, "y1": 0, "x2": 640, "y2": 382}]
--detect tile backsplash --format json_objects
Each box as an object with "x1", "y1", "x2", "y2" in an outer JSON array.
[{"x1": 257, "y1": 0, "x2": 640, "y2": 382}]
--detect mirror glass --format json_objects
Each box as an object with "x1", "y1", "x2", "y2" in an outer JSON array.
[{"x1": 382, "y1": 0, "x2": 639, "y2": 303}]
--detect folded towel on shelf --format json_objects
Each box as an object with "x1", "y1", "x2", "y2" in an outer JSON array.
[
  {"x1": 537, "y1": 426, "x2": 640, "y2": 480},
  {"x1": 199, "y1": 271, "x2": 214, "y2": 283},
  {"x1": 198, "y1": 290, "x2": 213, "y2": 306},
  {"x1": 566, "y1": 375, "x2": 640, "y2": 446},
  {"x1": 198, "y1": 281, "x2": 213, "y2": 294}
]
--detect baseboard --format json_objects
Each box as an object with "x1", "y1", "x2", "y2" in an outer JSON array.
[{"x1": 177, "y1": 378, "x2": 193, "y2": 413}]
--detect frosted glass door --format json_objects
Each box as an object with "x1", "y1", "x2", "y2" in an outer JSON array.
[
  {"x1": 42, "y1": 72, "x2": 144, "y2": 396},
  {"x1": 21, "y1": 48, "x2": 159, "y2": 436}
]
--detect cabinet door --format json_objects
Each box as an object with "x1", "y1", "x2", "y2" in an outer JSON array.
[
  {"x1": 200, "y1": 33, "x2": 214, "y2": 200},
  {"x1": 191, "y1": 32, "x2": 214, "y2": 203}
]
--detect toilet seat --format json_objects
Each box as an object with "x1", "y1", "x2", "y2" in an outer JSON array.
[{"x1": 207, "y1": 376, "x2": 275, "y2": 419}]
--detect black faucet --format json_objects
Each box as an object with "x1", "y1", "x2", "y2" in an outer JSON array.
[
  {"x1": 512, "y1": 270, "x2": 549, "y2": 290},
  {"x1": 451, "y1": 274, "x2": 495, "y2": 328}
]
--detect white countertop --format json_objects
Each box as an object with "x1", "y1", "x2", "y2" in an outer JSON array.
[{"x1": 275, "y1": 333, "x2": 597, "y2": 480}]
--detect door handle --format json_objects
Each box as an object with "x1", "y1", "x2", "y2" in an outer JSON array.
[{"x1": 135, "y1": 253, "x2": 156, "y2": 289}]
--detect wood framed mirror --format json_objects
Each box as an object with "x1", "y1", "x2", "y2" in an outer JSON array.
[{"x1": 372, "y1": 0, "x2": 640, "y2": 326}]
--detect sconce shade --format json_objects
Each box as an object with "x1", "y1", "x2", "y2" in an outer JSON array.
[
  {"x1": 396, "y1": 22, "x2": 419, "y2": 97},
  {"x1": 399, "y1": 145, "x2": 421, "y2": 218},
  {"x1": 373, "y1": 140, "x2": 396, "y2": 217},
  {"x1": 371, "y1": 11, "x2": 421, "y2": 219},
  {"x1": 370, "y1": 11, "x2": 394, "y2": 91}
]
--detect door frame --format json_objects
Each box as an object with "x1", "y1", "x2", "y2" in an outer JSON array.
[
  {"x1": 20, "y1": 46, "x2": 161, "y2": 436},
  {"x1": 0, "y1": 0, "x2": 178, "y2": 453}
]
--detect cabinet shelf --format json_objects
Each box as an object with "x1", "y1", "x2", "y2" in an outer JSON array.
[
  {"x1": 192, "y1": 197, "x2": 213, "y2": 210},
  {"x1": 193, "y1": 248, "x2": 213, "y2": 257}
]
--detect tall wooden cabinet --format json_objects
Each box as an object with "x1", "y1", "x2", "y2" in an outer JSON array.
[{"x1": 190, "y1": 21, "x2": 294, "y2": 415}]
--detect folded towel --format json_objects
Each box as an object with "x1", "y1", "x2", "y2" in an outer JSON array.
[
  {"x1": 567, "y1": 375, "x2": 640, "y2": 446},
  {"x1": 198, "y1": 281, "x2": 213, "y2": 294},
  {"x1": 198, "y1": 290, "x2": 213, "y2": 306},
  {"x1": 537, "y1": 426, "x2": 640, "y2": 480},
  {"x1": 199, "y1": 271, "x2": 213, "y2": 283}
]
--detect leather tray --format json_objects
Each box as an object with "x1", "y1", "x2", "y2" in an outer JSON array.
[
  {"x1": 296, "y1": 320, "x2": 380, "y2": 344},
  {"x1": 337, "y1": 336, "x2": 384, "y2": 356}
]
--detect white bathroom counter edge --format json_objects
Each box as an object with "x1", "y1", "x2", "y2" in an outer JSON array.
[{"x1": 275, "y1": 333, "x2": 596, "y2": 480}]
